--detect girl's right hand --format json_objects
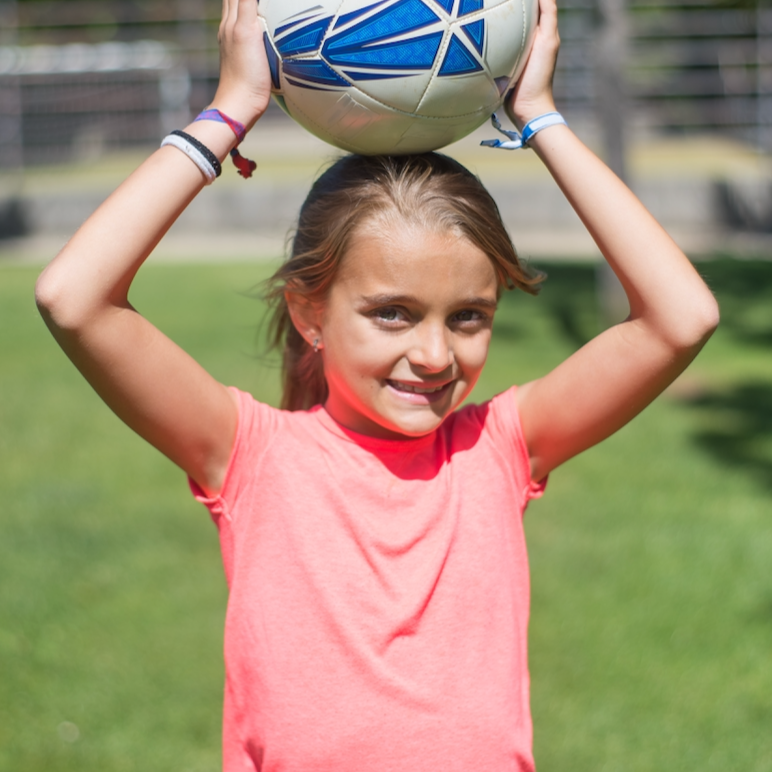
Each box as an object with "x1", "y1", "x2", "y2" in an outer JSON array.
[
  {"x1": 506, "y1": 0, "x2": 560, "y2": 129},
  {"x1": 211, "y1": 0, "x2": 273, "y2": 131}
]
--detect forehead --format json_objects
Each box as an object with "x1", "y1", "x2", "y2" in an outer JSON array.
[{"x1": 333, "y1": 222, "x2": 498, "y2": 303}]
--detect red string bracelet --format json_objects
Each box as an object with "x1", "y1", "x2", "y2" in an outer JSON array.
[{"x1": 194, "y1": 108, "x2": 257, "y2": 179}]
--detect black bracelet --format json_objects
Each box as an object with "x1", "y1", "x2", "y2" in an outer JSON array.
[{"x1": 170, "y1": 130, "x2": 222, "y2": 178}]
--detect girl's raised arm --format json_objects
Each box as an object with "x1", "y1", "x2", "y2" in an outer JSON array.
[
  {"x1": 511, "y1": 0, "x2": 719, "y2": 481},
  {"x1": 35, "y1": 0, "x2": 271, "y2": 496}
]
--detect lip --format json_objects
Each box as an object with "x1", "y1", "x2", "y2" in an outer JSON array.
[{"x1": 386, "y1": 379, "x2": 454, "y2": 404}]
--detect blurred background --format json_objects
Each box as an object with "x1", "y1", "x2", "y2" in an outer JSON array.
[
  {"x1": 1, "y1": 1, "x2": 771, "y2": 771},
  {"x1": 0, "y1": 0, "x2": 771, "y2": 259}
]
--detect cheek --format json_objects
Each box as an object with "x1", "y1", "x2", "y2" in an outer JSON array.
[
  {"x1": 324, "y1": 320, "x2": 398, "y2": 380},
  {"x1": 455, "y1": 331, "x2": 492, "y2": 375}
]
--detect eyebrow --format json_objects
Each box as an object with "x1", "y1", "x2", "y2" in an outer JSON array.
[{"x1": 358, "y1": 293, "x2": 498, "y2": 310}]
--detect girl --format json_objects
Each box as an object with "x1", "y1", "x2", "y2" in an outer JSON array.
[{"x1": 35, "y1": 0, "x2": 719, "y2": 769}]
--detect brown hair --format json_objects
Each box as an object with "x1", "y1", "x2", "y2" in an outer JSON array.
[{"x1": 265, "y1": 152, "x2": 544, "y2": 411}]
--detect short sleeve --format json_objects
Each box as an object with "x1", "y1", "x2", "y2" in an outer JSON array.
[
  {"x1": 487, "y1": 386, "x2": 548, "y2": 501},
  {"x1": 188, "y1": 388, "x2": 280, "y2": 524}
]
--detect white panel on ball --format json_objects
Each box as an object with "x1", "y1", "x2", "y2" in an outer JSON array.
[
  {"x1": 258, "y1": 0, "x2": 538, "y2": 155},
  {"x1": 416, "y1": 70, "x2": 499, "y2": 118},
  {"x1": 483, "y1": 0, "x2": 538, "y2": 84},
  {"x1": 353, "y1": 70, "x2": 436, "y2": 115},
  {"x1": 260, "y1": 0, "x2": 335, "y2": 34}
]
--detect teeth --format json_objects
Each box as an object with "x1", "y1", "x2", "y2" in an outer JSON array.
[{"x1": 391, "y1": 381, "x2": 446, "y2": 394}]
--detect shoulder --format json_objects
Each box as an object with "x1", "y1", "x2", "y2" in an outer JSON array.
[
  {"x1": 229, "y1": 388, "x2": 327, "y2": 451},
  {"x1": 447, "y1": 386, "x2": 522, "y2": 440},
  {"x1": 192, "y1": 391, "x2": 328, "y2": 513},
  {"x1": 445, "y1": 386, "x2": 546, "y2": 499}
]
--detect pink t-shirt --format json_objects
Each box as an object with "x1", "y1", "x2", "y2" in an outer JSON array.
[{"x1": 191, "y1": 386, "x2": 546, "y2": 772}]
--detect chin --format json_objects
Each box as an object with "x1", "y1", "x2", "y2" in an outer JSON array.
[{"x1": 380, "y1": 410, "x2": 450, "y2": 438}]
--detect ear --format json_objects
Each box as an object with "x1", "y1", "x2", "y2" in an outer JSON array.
[{"x1": 285, "y1": 291, "x2": 324, "y2": 349}]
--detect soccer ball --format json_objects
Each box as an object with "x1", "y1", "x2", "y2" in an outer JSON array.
[{"x1": 258, "y1": 0, "x2": 538, "y2": 155}]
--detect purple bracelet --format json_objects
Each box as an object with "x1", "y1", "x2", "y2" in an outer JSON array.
[
  {"x1": 194, "y1": 109, "x2": 247, "y2": 144},
  {"x1": 193, "y1": 108, "x2": 256, "y2": 178}
]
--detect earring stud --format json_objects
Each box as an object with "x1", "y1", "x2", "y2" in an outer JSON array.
[{"x1": 313, "y1": 338, "x2": 320, "y2": 353}]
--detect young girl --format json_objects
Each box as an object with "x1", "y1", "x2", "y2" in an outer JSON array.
[{"x1": 35, "y1": 0, "x2": 719, "y2": 769}]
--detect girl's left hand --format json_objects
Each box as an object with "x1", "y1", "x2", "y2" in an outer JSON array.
[
  {"x1": 211, "y1": 0, "x2": 273, "y2": 131},
  {"x1": 506, "y1": 0, "x2": 560, "y2": 128}
]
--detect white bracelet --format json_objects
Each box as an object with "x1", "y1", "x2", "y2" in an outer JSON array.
[
  {"x1": 480, "y1": 111, "x2": 567, "y2": 151},
  {"x1": 161, "y1": 133, "x2": 218, "y2": 184},
  {"x1": 521, "y1": 112, "x2": 567, "y2": 145}
]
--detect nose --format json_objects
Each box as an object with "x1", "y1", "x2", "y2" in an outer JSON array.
[{"x1": 407, "y1": 321, "x2": 453, "y2": 373}]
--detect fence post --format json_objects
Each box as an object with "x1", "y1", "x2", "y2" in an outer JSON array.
[{"x1": 594, "y1": 0, "x2": 630, "y2": 325}]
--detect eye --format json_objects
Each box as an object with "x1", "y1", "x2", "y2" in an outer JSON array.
[
  {"x1": 371, "y1": 306, "x2": 408, "y2": 325},
  {"x1": 451, "y1": 309, "x2": 490, "y2": 326},
  {"x1": 453, "y1": 309, "x2": 480, "y2": 323}
]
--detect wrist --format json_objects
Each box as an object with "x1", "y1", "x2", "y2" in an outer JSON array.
[
  {"x1": 188, "y1": 106, "x2": 259, "y2": 179},
  {"x1": 208, "y1": 90, "x2": 268, "y2": 133},
  {"x1": 508, "y1": 99, "x2": 557, "y2": 132},
  {"x1": 182, "y1": 120, "x2": 238, "y2": 163}
]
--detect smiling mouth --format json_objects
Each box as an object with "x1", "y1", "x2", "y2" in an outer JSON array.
[{"x1": 387, "y1": 380, "x2": 450, "y2": 394}]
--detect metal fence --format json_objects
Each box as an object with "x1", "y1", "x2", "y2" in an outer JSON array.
[{"x1": 0, "y1": 0, "x2": 770, "y2": 169}]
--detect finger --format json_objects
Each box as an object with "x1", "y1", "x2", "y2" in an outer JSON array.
[
  {"x1": 234, "y1": 0, "x2": 256, "y2": 21},
  {"x1": 537, "y1": 0, "x2": 559, "y2": 38},
  {"x1": 223, "y1": 0, "x2": 236, "y2": 24},
  {"x1": 219, "y1": 0, "x2": 231, "y2": 40}
]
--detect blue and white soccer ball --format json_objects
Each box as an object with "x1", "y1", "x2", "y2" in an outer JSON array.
[{"x1": 259, "y1": 0, "x2": 539, "y2": 155}]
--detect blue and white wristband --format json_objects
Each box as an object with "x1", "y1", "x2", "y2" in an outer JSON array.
[{"x1": 481, "y1": 111, "x2": 567, "y2": 150}]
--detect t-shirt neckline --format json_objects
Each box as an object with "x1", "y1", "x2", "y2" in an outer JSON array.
[{"x1": 311, "y1": 404, "x2": 438, "y2": 452}]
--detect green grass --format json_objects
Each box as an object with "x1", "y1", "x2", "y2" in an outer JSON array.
[{"x1": 1, "y1": 259, "x2": 771, "y2": 771}]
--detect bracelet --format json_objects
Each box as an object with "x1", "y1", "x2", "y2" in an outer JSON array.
[
  {"x1": 194, "y1": 108, "x2": 257, "y2": 179},
  {"x1": 160, "y1": 130, "x2": 221, "y2": 184},
  {"x1": 480, "y1": 111, "x2": 567, "y2": 151},
  {"x1": 521, "y1": 112, "x2": 567, "y2": 145},
  {"x1": 194, "y1": 108, "x2": 246, "y2": 143}
]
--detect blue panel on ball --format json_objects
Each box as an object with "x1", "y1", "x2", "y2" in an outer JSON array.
[
  {"x1": 461, "y1": 19, "x2": 484, "y2": 54},
  {"x1": 325, "y1": 0, "x2": 440, "y2": 53},
  {"x1": 334, "y1": 0, "x2": 390, "y2": 29},
  {"x1": 458, "y1": 0, "x2": 484, "y2": 15},
  {"x1": 344, "y1": 70, "x2": 417, "y2": 80},
  {"x1": 263, "y1": 32, "x2": 282, "y2": 90},
  {"x1": 431, "y1": 0, "x2": 455, "y2": 13},
  {"x1": 283, "y1": 59, "x2": 350, "y2": 87},
  {"x1": 275, "y1": 15, "x2": 333, "y2": 57},
  {"x1": 438, "y1": 33, "x2": 482, "y2": 75},
  {"x1": 325, "y1": 32, "x2": 443, "y2": 69}
]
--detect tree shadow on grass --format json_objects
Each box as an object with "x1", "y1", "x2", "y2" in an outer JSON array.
[
  {"x1": 501, "y1": 262, "x2": 599, "y2": 349},
  {"x1": 494, "y1": 263, "x2": 599, "y2": 348},
  {"x1": 682, "y1": 382, "x2": 772, "y2": 493},
  {"x1": 680, "y1": 259, "x2": 772, "y2": 493},
  {"x1": 530, "y1": 260, "x2": 772, "y2": 493},
  {"x1": 532, "y1": 259, "x2": 772, "y2": 351},
  {"x1": 697, "y1": 259, "x2": 772, "y2": 348},
  {"x1": 499, "y1": 259, "x2": 772, "y2": 492},
  {"x1": 539, "y1": 264, "x2": 599, "y2": 348}
]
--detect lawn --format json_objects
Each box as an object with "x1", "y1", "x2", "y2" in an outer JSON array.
[{"x1": 1, "y1": 258, "x2": 771, "y2": 771}]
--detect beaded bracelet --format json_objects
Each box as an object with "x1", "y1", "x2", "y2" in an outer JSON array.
[
  {"x1": 194, "y1": 108, "x2": 257, "y2": 179},
  {"x1": 160, "y1": 130, "x2": 221, "y2": 184},
  {"x1": 481, "y1": 111, "x2": 567, "y2": 151}
]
